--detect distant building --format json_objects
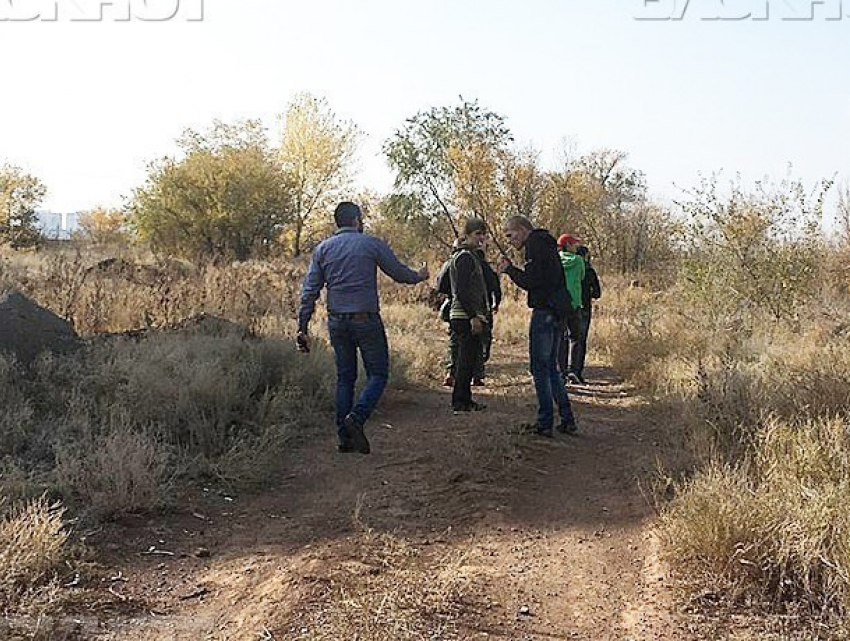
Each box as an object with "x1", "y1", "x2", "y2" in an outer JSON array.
[{"x1": 35, "y1": 210, "x2": 80, "y2": 240}]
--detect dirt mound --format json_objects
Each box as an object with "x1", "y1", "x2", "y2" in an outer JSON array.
[{"x1": 0, "y1": 290, "x2": 80, "y2": 364}]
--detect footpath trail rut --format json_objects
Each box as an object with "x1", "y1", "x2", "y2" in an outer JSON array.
[{"x1": 72, "y1": 344, "x2": 695, "y2": 640}]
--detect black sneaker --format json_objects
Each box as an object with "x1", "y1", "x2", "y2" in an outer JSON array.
[
  {"x1": 453, "y1": 401, "x2": 487, "y2": 413},
  {"x1": 337, "y1": 440, "x2": 357, "y2": 453},
  {"x1": 565, "y1": 372, "x2": 581, "y2": 385},
  {"x1": 557, "y1": 420, "x2": 578, "y2": 435},
  {"x1": 343, "y1": 414, "x2": 370, "y2": 454}
]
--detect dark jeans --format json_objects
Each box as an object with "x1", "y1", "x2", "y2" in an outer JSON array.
[
  {"x1": 572, "y1": 308, "x2": 592, "y2": 377},
  {"x1": 327, "y1": 313, "x2": 389, "y2": 442},
  {"x1": 446, "y1": 322, "x2": 491, "y2": 379},
  {"x1": 530, "y1": 309, "x2": 575, "y2": 429},
  {"x1": 479, "y1": 323, "x2": 493, "y2": 379},
  {"x1": 558, "y1": 309, "x2": 588, "y2": 376},
  {"x1": 449, "y1": 318, "x2": 482, "y2": 409}
]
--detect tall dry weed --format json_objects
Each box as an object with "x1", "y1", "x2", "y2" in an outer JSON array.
[
  {"x1": 662, "y1": 417, "x2": 850, "y2": 616},
  {"x1": 54, "y1": 427, "x2": 169, "y2": 518},
  {"x1": 0, "y1": 495, "x2": 68, "y2": 610}
]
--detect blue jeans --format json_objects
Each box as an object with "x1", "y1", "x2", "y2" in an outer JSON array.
[
  {"x1": 327, "y1": 314, "x2": 389, "y2": 442},
  {"x1": 529, "y1": 309, "x2": 575, "y2": 430}
]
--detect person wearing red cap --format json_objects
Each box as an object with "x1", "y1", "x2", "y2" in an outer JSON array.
[
  {"x1": 573, "y1": 245, "x2": 602, "y2": 383},
  {"x1": 556, "y1": 234, "x2": 585, "y2": 384}
]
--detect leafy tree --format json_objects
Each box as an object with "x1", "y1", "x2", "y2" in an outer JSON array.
[
  {"x1": 77, "y1": 206, "x2": 129, "y2": 245},
  {"x1": 500, "y1": 146, "x2": 547, "y2": 221},
  {"x1": 679, "y1": 175, "x2": 830, "y2": 321},
  {"x1": 384, "y1": 99, "x2": 512, "y2": 249},
  {"x1": 130, "y1": 120, "x2": 292, "y2": 262},
  {"x1": 278, "y1": 93, "x2": 361, "y2": 256},
  {"x1": 0, "y1": 164, "x2": 45, "y2": 248},
  {"x1": 539, "y1": 149, "x2": 676, "y2": 273},
  {"x1": 370, "y1": 193, "x2": 436, "y2": 260}
]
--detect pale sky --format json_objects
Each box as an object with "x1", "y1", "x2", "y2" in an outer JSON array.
[{"x1": 1, "y1": 0, "x2": 848, "y2": 223}]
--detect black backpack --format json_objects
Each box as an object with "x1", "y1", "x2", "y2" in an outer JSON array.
[{"x1": 436, "y1": 258, "x2": 453, "y2": 296}]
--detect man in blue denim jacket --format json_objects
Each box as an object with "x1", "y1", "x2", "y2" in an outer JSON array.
[{"x1": 297, "y1": 202, "x2": 429, "y2": 454}]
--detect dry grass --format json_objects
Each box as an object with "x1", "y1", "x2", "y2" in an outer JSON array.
[
  {"x1": 54, "y1": 427, "x2": 169, "y2": 519},
  {"x1": 0, "y1": 495, "x2": 68, "y2": 611},
  {"x1": 661, "y1": 417, "x2": 850, "y2": 619},
  {"x1": 0, "y1": 245, "x2": 453, "y2": 521},
  {"x1": 591, "y1": 267, "x2": 850, "y2": 630},
  {"x1": 380, "y1": 302, "x2": 447, "y2": 384},
  {"x1": 281, "y1": 532, "x2": 483, "y2": 640},
  {"x1": 0, "y1": 328, "x2": 338, "y2": 519}
]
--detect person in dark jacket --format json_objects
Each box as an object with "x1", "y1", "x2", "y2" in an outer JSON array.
[
  {"x1": 473, "y1": 241, "x2": 501, "y2": 385},
  {"x1": 436, "y1": 240, "x2": 462, "y2": 387},
  {"x1": 572, "y1": 245, "x2": 601, "y2": 383},
  {"x1": 498, "y1": 216, "x2": 577, "y2": 437},
  {"x1": 438, "y1": 237, "x2": 501, "y2": 387},
  {"x1": 448, "y1": 218, "x2": 490, "y2": 412}
]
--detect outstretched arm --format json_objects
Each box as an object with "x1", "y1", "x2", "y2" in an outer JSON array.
[{"x1": 374, "y1": 238, "x2": 426, "y2": 284}]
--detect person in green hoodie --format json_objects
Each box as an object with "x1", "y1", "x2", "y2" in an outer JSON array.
[{"x1": 556, "y1": 233, "x2": 585, "y2": 384}]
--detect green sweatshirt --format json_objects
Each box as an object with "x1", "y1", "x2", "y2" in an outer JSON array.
[{"x1": 559, "y1": 251, "x2": 585, "y2": 310}]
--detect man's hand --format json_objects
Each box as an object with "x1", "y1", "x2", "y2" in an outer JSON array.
[
  {"x1": 296, "y1": 332, "x2": 311, "y2": 354},
  {"x1": 497, "y1": 255, "x2": 512, "y2": 274},
  {"x1": 470, "y1": 316, "x2": 486, "y2": 335},
  {"x1": 417, "y1": 262, "x2": 430, "y2": 281},
  {"x1": 491, "y1": 305, "x2": 499, "y2": 316}
]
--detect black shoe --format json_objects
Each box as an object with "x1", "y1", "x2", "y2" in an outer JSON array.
[
  {"x1": 453, "y1": 401, "x2": 487, "y2": 413},
  {"x1": 557, "y1": 420, "x2": 578, "y2": 435},
  {"x1": 343, "y1": 414, "x2": 370, "y2": 454},
  {"x1": 472, "y1": 377, "x2": 485, "y2": 387},
  {"x1": 337, "y1": 440, "x2": 357, "y2": 453},
  {"x1": 565, "y1": 372, "x2": 581, "y2": 385}
]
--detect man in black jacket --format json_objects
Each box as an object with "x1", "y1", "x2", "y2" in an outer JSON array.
[
  {"x1": 448, "y1": 218, "x2": 491, "y2": 412},
  {"x1": 498, "y1": 216, "x2": 577, "y2": 436},
  {"x1": 438, "y1": 238, "x2": 501, "y2": 387}
]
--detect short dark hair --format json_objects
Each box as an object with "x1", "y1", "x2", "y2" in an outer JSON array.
[
  {"x1": 463, "y1": 217, "x2": 487, "y2": 237},
  {"x1": 334, "y1": 202, "x2": 361, "y2": 228},
  {"x1": 503, "y1": 215, "x2": 533, "y2": 231}
]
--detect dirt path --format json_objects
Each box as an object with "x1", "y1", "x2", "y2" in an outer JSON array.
[{"x1": 49, "y1": 344, "x2": 695, "y2": 640}]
